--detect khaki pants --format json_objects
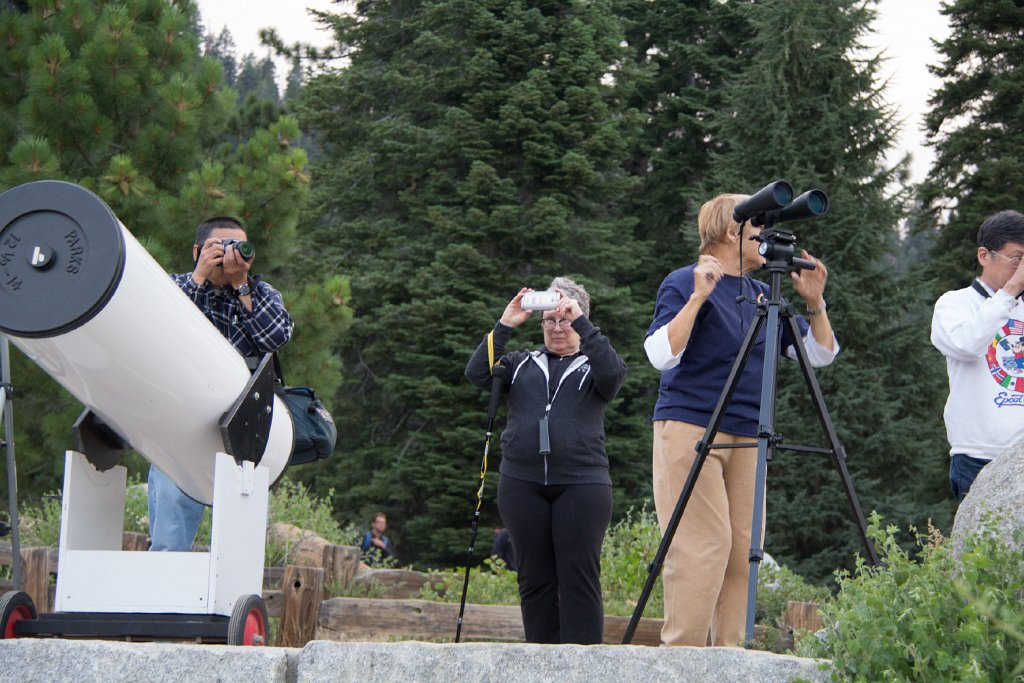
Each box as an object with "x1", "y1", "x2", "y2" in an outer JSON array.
[{"x1": 652, "y1": 420, "x2": 763, "y2": 647}]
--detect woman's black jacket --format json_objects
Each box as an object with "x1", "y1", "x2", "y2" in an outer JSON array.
[{"x1": 465, "y1": 316, "x2": 627, "y2": 486}]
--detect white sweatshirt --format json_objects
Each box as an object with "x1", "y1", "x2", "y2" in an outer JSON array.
[{"x1": 930, "y1": 281, "x2": 1024, "y2": 460}]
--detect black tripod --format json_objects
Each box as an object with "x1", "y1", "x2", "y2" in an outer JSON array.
[{"x1": 622, "y1": 227, "x2": 880, "y2": 646}]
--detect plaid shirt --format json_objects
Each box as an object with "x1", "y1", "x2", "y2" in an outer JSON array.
[{"x1": 172, "y1": 273, "x2": 293, "y2": 357}]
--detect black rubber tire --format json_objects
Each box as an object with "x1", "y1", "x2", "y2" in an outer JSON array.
[
  {"x1": 226, "y1": 594, "x2": 268, "y2": 646},
  {"x1": 0, "y1": 591, "x2": 36, "y2": 639}
]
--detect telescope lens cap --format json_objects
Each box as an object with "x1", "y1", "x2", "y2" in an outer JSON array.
[{"x1": 0, "y1": 181, "x2": 126, "y2": 338}]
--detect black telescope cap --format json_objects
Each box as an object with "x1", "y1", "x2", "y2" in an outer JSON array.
[{"x1": 0, "y1": 181, "x2": 126, "y2": 338}]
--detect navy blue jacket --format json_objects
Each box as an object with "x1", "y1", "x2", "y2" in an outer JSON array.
[{"x1": 646, "y1": 266, "x2": 810, "y2": 437}]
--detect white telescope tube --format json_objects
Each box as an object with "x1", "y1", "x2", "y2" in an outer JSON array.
[{"x1": 0, "y1": 181, "x2": 292, "y2": 504}]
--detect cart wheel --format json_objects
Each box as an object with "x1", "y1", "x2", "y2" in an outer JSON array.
[
  {"x1": 227, "y1": 594, "x2": 267, "y2": 646},
  {"x1": 0, "y1": 591, "x2": 36, "y2": 639}
]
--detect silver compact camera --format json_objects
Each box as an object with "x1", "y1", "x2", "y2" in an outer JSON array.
[{"x1": 521, "y1": 290, "x2": 561, "y2": 311}]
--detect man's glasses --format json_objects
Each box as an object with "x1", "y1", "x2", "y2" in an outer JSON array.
[
  {"x1": 990, "y1": 250, "x2": 1024, "y2": 267},
  {"x1": 541, "y1": 318, "x2": 571, "y2": 329}
]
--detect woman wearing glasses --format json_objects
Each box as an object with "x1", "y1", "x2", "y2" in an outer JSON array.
[{"x1": 465, "y1": 276, "x2": 627, "y2": 644}]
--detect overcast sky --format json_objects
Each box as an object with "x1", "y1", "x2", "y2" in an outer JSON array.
[{"x1": 195, "y1": 0, "x2": 951, "y2": 185}]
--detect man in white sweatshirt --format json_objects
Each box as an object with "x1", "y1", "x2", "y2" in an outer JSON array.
[{"x1": 931, "y1": 210, "x2": 1024, "y2": 503}]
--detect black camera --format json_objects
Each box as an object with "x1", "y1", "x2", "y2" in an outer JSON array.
[{"x1": 219, "y1": 238, "x2": 255, "y2": 262}]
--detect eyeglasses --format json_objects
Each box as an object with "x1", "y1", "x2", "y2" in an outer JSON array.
[
  {"x1": 541, "y1": 318, "x2": 571, "y2": 329},
  {"x1": 990, "y1": 250, "x2": 1024, "y2": 267}
]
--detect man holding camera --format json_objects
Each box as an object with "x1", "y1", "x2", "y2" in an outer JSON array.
[
  {"x1": 148, "y1": 216, "x2": 293, "y2": 552},
  {"x1": 931, "y1": 210, "x2": 1024, "y2": 504}
]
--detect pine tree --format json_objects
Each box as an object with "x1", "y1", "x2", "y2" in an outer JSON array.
[
  {"x1": 296, "y1": 0, "x2": 648, "y2": 565},
  {"x1": 917, "y1": 0, "x2": 1024, "y2": 293},
  {"x1": 615, "y1": 0, "x2": 757, "y2": 290},
  {"x1": 204, "y1": 27, "x2": 238, "y2": 87},
  {"x1": 703, "y1": 0, "x2": 952, "y2": 581},
  {"x1": 0, "y1": 0, "x2": 345, "y2": 497},
  {"x1": 234, "y1": 53, "x2": 279, "y2": 104}
]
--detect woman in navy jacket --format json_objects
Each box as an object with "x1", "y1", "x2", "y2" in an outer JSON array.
[{"x1": 465, "y1": 277, "x2": 627, "y2": 644}]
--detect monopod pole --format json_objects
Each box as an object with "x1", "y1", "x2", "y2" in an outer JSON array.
[{"x1": 455, "y1": 362, "x2": 508, "y2": 643}]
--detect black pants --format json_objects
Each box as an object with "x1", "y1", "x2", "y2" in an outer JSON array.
[{"x1": 497, "y1": 475, "x2": 612, "y2": 644}]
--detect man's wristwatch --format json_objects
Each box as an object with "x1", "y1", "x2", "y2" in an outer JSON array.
[{"x1": 235, "y1": 282, "x2": 251, "y2": 297}]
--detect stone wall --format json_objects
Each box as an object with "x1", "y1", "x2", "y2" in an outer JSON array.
[{"x1": 0, "y1": 638, "x2": 831, "y2": 682}]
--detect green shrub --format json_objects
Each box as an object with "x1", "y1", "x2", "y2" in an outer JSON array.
[
  {"x1": 265, "y1": 478, "x2": 360, "y2": 566},
  {"x1": 124, "y1": 481, "x2": 151, "y2": 535},
  {"x1": 600, "y1": 505, "x2": 664, "y2": 618},
  {"x1": 420, "y1": 557, "x2": 521, "y2": 606},
  {"x1": 18, "y1": 493, "x2": 63, "y2": 547},
  {"x1": 799, "y1": 513, "x2": 1024, "y2": 681}
]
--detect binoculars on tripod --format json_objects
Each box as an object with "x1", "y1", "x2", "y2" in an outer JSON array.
[{"x1": 732, "y1": 180, "x2": 828, "y2": 228}]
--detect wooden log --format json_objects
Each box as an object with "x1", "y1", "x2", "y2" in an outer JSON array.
[
  {"x1": 315, "y1": 597, "x2": 667, "y2": 645},
  {"x1": 317, "y1": 597, "x2": 524, "y2": 643},
  {"x1": 784, "y1": 600, "x2": 823, "y2": 641},
  {"x1": 268, "y1": 523, "x2": 326, "y2": 567},
  {"x1": 262, "y1": 590, "x2": 283, "y2": 619},
  {"x1": 266, "y1": 523, "x2": 360, "y2": 587},
  {"x1": 316, "y1": 597, "x2": 777, "y2": 647},
  {"x1": 602, "y1": 614, "x2": 664, "y2": 646},
  {"x1": 278, "y1": 565, "x2": 325, "y2": 648},
  {"x1": 121, "y1": 531, "x2": 149, "y2": 551},
  {"x1": 323, "y1": 544, "x2": 361, "y2": 588},
  {"x1": 0, "y1": 542, "x2": 59, "y2": 573},
  {"x1": 351, "y1": 569, "x2": 427, "y2": 599},
  {"x1": 20, "y1": 546, "x2": 51, "y2": 613},
  {"x1": 264, "y1": 565, "x2": 284, "y2": 589}
]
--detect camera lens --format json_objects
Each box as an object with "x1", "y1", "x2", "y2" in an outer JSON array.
[{"x1": 234, "y1": 241, "x2": 255, "y2": 261}]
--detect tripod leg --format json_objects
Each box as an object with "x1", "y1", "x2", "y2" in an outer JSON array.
[
  {"x1": 784, "y1": 315, "x2": 880, "y2": 566},
  {"x1": 742, "y1": 286, "x2": 785, "y2": 644},
  {"x1": 622, "y1": 314, "x2": 766, "y2": 645}
]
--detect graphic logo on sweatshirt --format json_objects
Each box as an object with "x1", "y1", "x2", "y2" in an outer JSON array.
[{"x1": 987, "y1": 318, "x2": 1024, "y2": 405}]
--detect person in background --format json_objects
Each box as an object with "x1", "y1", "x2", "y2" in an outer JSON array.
[{"x1": 361, "y1": 512, "x2": 395, "y2": 563}]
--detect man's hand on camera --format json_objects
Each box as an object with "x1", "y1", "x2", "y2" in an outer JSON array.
[
  {"x1": 693, "y1": 255, "x2": 723, "y2": 301},
  {"x1": 499, "y1": 287, "x2": 534, "y2": 328},
  {"x1": 191, "y1": 237, "x2": 226, "y2": 285},
  {"x1": 791, "y1": 249, "x2": 827, "y2": 308},
  {"x1": 222, "y1": 242, "x2": 252, "y2": 290}
]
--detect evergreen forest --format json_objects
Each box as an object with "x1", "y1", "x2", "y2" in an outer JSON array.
[{"x1": 1, "y1": 0, "x2": 1020, "y2": 587}]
